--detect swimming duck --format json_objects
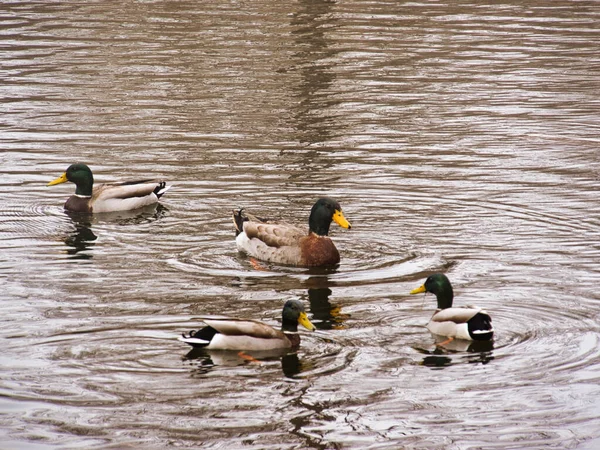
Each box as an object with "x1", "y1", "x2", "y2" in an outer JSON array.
[
  {"x1": 47, "y1": 163, "x2": 170, "y2": 213},
  {"x1": 410, "y1": 273, "x2": 494, "y2": 341},
  {"x1": 178, "y1": 299, "x2": 316, "y2": 350},
  {"x1": 232, "y1": 197, "x2": 351, "y2": 267}
]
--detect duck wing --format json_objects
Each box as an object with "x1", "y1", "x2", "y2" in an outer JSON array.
[
  {"x1": 93, "y1": 181, "x2": 164, "y2": 200},
  {"x1": 243, "y1": 221, "x2": 306, "y2": 248},
  {"x1": 90, "y1": 181, "x2": 169, "y2": 213},
  {"x1": 431, "y1": 306, "x2": 483, "y2": 324},
  {"x1": 198, "y1": 316, "x2": 285, "y2": 340}
]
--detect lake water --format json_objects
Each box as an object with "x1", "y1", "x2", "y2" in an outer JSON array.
[{"x1": 1, "y1": 1, "x2": 600, "y2": 448}]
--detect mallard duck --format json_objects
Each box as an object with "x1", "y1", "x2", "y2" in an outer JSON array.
[
  {"x1": 47, "y1": 163, "x2": 170, "y2": 213},
  {"x1": 232, "y1": 197, "x2": 351, "y2": 267},
  {"x1": 410, "y1": 273, "x2": 494, "y2": 341},
  {"x1": 178, "y1": 299, "x2": 316, "y2": 350}
]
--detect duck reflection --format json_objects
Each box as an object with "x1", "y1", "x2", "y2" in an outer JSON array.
[
  {"x1": 421, "y1": 351, "x2": 453, "y2": 368},
  {"x1": 94, "y1": 202, "x2": 168, "y2": 225},
  {"x1": 415, "y1": 338, "x2": 495, "y2": 368},
  {"x1": 280, "y1": 352, "x2": 302, "y2": 377},
  {"x1": 183, "y1": 347, "x2": 305, "y2": 378},
  {"x1": 306, "y1": 287, "x2": 349, "y2": 330},
  {"x1": 62, "y1": 204, "x2": 168, "y2": 259},
  {"x1": 304, "y1": 276, "x2": 349, "y2": 330},
  {"x1": 63, "y1": 213, "x2": 97, "y2": 259}
]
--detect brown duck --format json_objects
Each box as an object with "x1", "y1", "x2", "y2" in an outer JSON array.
[{"x1": 233, "y1": 197, "x2": 351, "y2": 267}]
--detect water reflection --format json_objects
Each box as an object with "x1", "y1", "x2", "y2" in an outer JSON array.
[
  {"x1": 281, "y1": 352, "x2": 302, "y2": 378},
  {"x1": 305, "y1": 286, "x2": 348, "y2": 330},
  {"x1": 415, "y1": 338, "x2": 495, "y2": 368},
  {"x1": 63, "y1": 214, "x2": 97, "y2": 259},
  {"x1": 289, "y1": 0, "x2": 338, "y2": 144},
  {"x1": 60, "y1": 204, "x2": 168, "y2": 258},
  {"x1": 420, "y1": 352, "x2": 453, "y2": 368},
  {"x1": 301, "y1": 274, "x2": 350, "y2": 330},
  {"x1": 96, "y1": 203, "x2": 169, "y2": 226},
  {"x1": 184, "y1": 347, "x2": 304, "y2": 378}
]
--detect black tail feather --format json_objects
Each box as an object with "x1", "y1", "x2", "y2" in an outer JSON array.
[
  {"x1": 232, "y1": 208, "x2": 247, "y2": 236},
  {"x1": 468, "y1": 313, "x2": 494, "y2": 341},
  {"x1": 190, "y1": 326, "x2": 218, "y2": 342},
  {"x1": 180, "y1": 326, "x2": 218, "y2": 348},
  {"x1": 153, "y1": 181, "x2": 168, "y2": 198}
]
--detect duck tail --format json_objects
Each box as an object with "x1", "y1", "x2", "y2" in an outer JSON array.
[
  {"x1": 232, "y1": 208, "x2": 247, "y2": 236},
  {"x1": 177, "y1": 327, "x2": 216, "y2": 348},
  {"x1": 154, "y1": 181, "x2": 171, "y2": 199},
  {"x1": 468, "y1": 313, "x2": 494, "y2": 341}
]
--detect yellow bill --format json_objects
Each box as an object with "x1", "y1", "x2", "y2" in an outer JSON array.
[
  {"x1": 298, "y1": 312, "x2": 316, "y2": 331},
  {"x1": 332, "y1": 209, "x2": 351, "y2": 229},
  {"x1": 47, "y1": 173, "x2": 68, "y2": 186},
  {"x1": 410, "y1": 284, "x2": 426, "y2": 295}
]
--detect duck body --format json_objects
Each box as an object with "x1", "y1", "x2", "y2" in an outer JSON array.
[
  {"x1": 411, "y1": 273, "x2": 494, "y2": 341},
  {"x1": 48, "y1": 164, "x2": 170, "y2": 213},
  {"x1": 180, "y1": 318, "x2": 301, "y2": 350},
  {"x1": 233, "y1": 197, "x2": 351, "y2": 267},
  {"x1": 179, "y1": 300, "x2": 316, "y2": 351},
  {"x1": 235, "y1": 225, "x2": 340, "y2": 267},
  {"x1": 428, "y1": 306, "x2": 493, "y2": 341}
]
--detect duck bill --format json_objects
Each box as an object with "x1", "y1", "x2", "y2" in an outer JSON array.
[
  {"x1": 410, "y1": 284, "x2": 426, "y2": 295},
  {"x1": 333, "y1": 210, "x2": 351, "y2": 229},
  {"x1": 47, "y1": 173, "x2": 68, "y2": 186},
  {"x1": 298, "y1": 312, "x2": 316, "y2": 331}
]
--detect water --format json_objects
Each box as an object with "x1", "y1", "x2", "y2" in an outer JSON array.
[{"x1": 1, "y1": 0, "x2": 600, "y2": 448}]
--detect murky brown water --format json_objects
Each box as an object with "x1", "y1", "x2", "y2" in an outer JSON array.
[{"x1": 2, "y1": 1, "x2": 600, "y2": 448}]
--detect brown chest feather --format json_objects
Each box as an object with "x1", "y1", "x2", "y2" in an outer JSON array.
[
  {"x1": 285, "y1": 333, "x2": 301, "y2": 348},
  {"x1": 64, "y1": 196, "x2": 92, "y2": 213},
  {"x1": 299, "y1": 235, "x2": 340, "y2": 266}
]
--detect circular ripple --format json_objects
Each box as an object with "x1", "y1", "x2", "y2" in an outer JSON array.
[{"x1": 0, "y1": 201, "x2": 67, "y2": 237}]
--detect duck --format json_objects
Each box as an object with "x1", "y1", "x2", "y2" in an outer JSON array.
[
  {"x1": 410, "y1": 273, "x2": 494, "y2": 342},
  {"x1": 232, "y1": 197, "x2": 351, "y2": 267},
  {"x1": 47, "y1": 163, "x2": 171, "y2": 213},
  {"x1": 178, "y1": 299, "x2": 316, "y2": 350}
]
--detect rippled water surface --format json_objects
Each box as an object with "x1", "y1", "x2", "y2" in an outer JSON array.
[{"x1": 2, "y1": 1, "x2": 600, "y2": 448}]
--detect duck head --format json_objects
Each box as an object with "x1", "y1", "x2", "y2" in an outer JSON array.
[{"x1": 308, "y1": 197, "x2": 351, "y2": 236}]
